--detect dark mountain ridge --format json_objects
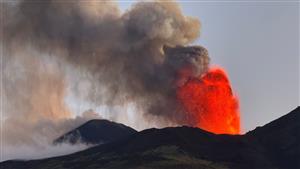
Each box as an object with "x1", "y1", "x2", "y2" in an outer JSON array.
[
  {"x1": 54, "y1": 119, "x2": 137, "y2": 145},
  {"x1": 246, "y1": 107, "x2": 300, "y2": 169},
  {"x1": 1, "y1": 107, "x2": 299, "y2": 169}
]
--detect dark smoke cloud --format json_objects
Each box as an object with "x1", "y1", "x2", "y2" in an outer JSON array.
[{"x1": 1, "y1": 0, "x2": 210, "y2": 159}]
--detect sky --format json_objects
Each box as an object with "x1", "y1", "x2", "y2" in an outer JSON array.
[
  {"x1": 119, "y1": 1, "x2": 299, "y2": 132},
  {"x1": 2, "y1": 0, "x2": 299, "y2": 134}
]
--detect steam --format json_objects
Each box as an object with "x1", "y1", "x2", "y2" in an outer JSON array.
[
  {"x1": 1, "y1": 0, "x2": 210, "y2": 160},
  {"x1": 3, "y1": 143, "x2": 91, "y2": 161}
]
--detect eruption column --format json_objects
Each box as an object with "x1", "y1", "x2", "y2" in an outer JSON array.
[{"x1": 177, "y1": 66, "x2": 241, "y2": 134}]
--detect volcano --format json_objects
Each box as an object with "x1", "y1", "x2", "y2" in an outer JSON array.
[
  {"x1": 1, "y1": 107, "x2": 299, "y2": 169},
  {"x1": 54, "y1": 119, "x2": 137, "y2": 145}
]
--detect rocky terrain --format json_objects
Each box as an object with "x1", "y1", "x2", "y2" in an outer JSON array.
[{"x1": 1, "y1": 107, "x2": 299, "y2": 169}]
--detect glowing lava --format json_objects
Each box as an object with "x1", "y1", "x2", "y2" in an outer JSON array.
[{"x1": 177, "y1": 66, "x2": 241, "y2": 134}]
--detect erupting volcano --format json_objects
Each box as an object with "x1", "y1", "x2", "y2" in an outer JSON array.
[{"x1": 177, "y1": 66, "x2": 241, "y2": 134}]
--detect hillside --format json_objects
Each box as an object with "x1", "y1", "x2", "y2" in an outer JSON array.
[
  {"x1": 1, "y1": 107, "x2": 299, "y2": 169},
  {"x1": 54, "y1": 119, "x2": 137, "y2": 145}
]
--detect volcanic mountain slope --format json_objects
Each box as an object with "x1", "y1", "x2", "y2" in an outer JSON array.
[
  {"x1": 246, "y1": 106, "x2": 300, "y2": 169},
  {"x1": 54, "y1": 119, "x2": 137, "y2": 145},
  {"x1": 1, "y1": 107, "x2": 299, "y2": 169}
]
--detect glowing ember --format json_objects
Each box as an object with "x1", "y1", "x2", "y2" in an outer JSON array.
[{"x1": 177, "y1": 66, "x2": 241, "y2": 134}]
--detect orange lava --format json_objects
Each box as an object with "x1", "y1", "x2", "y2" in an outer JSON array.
[{"x1": 177, "y1": 66, "x2": 241, "y2": 134}]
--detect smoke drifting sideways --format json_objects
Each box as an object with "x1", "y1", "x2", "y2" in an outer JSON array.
[{"x1": 1, "y1": 0, "x2": 211, "y2": 160}]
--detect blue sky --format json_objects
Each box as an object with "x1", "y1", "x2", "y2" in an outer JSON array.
[{"x1": 118, "y1": 1, "x2": 299, "y2": 132}]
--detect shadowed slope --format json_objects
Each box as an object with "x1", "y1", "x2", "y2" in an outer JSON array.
[
  {"x1": 2, "y1": 107, "x2": 299, "y2": 169},
  {"x1": 53, "y1": 119, "x2": 137, "y2": 145}
]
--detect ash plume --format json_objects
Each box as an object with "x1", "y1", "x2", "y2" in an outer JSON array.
[{"x1": 1, "y1": 0, "x2": 210, "y2": 158}]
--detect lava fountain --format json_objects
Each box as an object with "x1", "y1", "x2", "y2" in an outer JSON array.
[{"x1": 177, "y1": 66, "x2": 241, "y2": 134}]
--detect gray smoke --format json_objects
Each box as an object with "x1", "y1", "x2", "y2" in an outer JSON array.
[{"x1": 1, "y1": 0, "x2": 210, "y2": 159}]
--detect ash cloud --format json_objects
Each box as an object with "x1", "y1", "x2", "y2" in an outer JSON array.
[{"x1": 1, "y1": 0, "x2": 210, "y2": 160}]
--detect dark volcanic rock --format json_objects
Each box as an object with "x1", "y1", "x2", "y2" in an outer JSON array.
[
  {"x1": 1, "y1": 107, "x2": 299, "y2": 169},
  {"x1": 246, "y1": 107, "x2": 300, "y2": 169},
  {"x1": 53, "y1": 119, "x2": 137, "y2": 145}
]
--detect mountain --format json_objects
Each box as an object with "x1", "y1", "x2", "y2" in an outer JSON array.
[
  {"x1": 53, "y1": 119, "x2": 137, "y2": 145},
  {"x1": 1, "y1": 107, "x2": 299, "y2": 169},
  {"x1": 246, "y1": 107, "x2": 300, "y2": 169}
]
